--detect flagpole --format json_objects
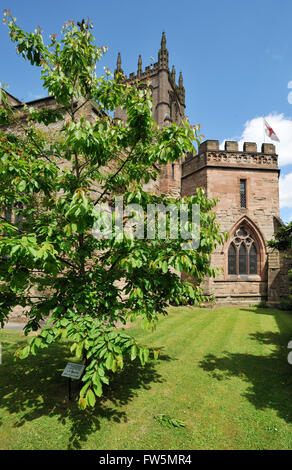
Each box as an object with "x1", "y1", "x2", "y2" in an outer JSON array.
[{"x1": 263, "y1": 116, "x2": 265, "y2": 143}]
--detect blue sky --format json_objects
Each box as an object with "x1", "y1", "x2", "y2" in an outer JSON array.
[{"x1": 1, "y1": 0, "x2": 292, "y2": 222}]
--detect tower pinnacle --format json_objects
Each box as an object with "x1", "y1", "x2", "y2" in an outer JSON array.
[
  {"x1": 179, "y1": 71, "x2": 183, "y2": 88},
  {"x1": 114, "y1": 52, "x2": 123, "y2": 76},
  {"x1": 161, "y1": 31, "x2": 166, "y2": 50},
  {"x1": 178, "y1": 72, "x2": 185, "y2": 105},
  {"x1": 138, "y1": 54, "x2": 142, "y2": 77},
  {"x1": 171, "y1": 65, "x2": 176, "y2": 84},
  {"x1": 158, "y1": 32, "x2": 168, "y2": 70}
]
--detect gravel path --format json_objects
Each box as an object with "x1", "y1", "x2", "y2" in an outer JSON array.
[{"x1": 3, "y1": 322, "x2": 27, "y2": 330}]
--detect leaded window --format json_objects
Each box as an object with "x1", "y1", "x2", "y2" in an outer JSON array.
[
  {"x1": 239, "y1": 244, "x2": 247, "y2": 274},
  {"x1": 240, "y1": 179, "x2": 246, "y2": 208},
  {"x1": 227, "y1": 226, "x2": 258, "y2": 276},
  {"x1": 249, "y1": 244, "x2": 257, "y2": 274},
  {"x1": 228, "y1": 243, "x2": 236, "y2": 275}
]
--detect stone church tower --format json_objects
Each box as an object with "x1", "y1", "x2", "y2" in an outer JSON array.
[
  {"x1": 116, "y1": 33, "x2": 289, "y2": 304},
  {"x1": 182, "y1": 140, "x2": 286, "y2": 304},
  {"x1": 114, "y1": 32, "x2": 184, "y2": 197}
]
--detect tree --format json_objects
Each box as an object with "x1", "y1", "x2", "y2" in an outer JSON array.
[
  {"x1": 268, "y1": 221, "x2": 292, "y2": 310},
  {"x1": 268, "y1": 222, "x2": 292, "y2": 252},
  {"x1": 0, "y1": 13, "x2": 224, "y2": 409}
]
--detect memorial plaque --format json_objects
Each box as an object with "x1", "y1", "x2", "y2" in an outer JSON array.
[{"x1": 62, "y1": 362, "x2": 85, "y2": 380}]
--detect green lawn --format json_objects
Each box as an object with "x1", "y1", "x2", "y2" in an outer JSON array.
[{"x1": 1, "y1": 305, "x2": 292, "y2": 450}]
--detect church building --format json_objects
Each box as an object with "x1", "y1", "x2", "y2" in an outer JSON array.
[
  {"x1": 4, "y1": 32, "x2": 290, "y2": 306},
  {"x1": 115, "y1": 32, "x2": 289, "y2": 304}
]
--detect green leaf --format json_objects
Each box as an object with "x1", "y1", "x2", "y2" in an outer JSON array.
[
  {"x1": 86, "y1": 388, "x2": 96, "y2": 407},
  {"x1": 153, "y1": 349, "x2": 159, "y2": 361},
  {"x1": 17, "y1": 180, "x2": 26, "y2": 192},
  {"x1": 92, "y1": 371, "x2": 101, "y2": 386},
  {"x1": 111, "y1": 359, "x2": 117, "y2": 373},
  {"x1": 80, "y1": 382, "x2": 90, "y2": 397},
  {"x1": 19, "y1": 345, "x2": 30, "y2": 359},
  {"x1": 93, "y1": 381, "x2": 103, "y2": 397},
  {"x1": 154, "y1": 414, "x2": 186, "y2": 428},
  {"x1": 139, "y1": 347, "x2": 145, "y2": 366},
  {"x1": 70, "y1": 343, "x2": 77, "y2": 353},
  {"x1": 130, "y1": 344, "x2": 137, "y2": 361},
  {"x1": 105, "y1": 353, "x2": 114, "y2": 370},
  {"x1": 161, "y1": 260, "x2": 168, "y2": 273},
  {"x1": 78, "y1": 397, "x2": 87, "y2": 410},
  {"x1": 76, "y1": 342, "x2": 84, "y2": 358},
  {"x1": 100, "y1": 375, "x2": 109, "y2": 385}
]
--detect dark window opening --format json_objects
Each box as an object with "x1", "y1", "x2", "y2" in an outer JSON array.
[
  {"x1": 171, "y1": 163, "x2": 175, "y2": 180},
  {"x1": 249, "y1": 244, "x2": 257, "y2": 274},
  {"x1": 239, "y1": 244, "x2": 247, "y2": 274},
  {"x1": 228, "y1": 243, "x2": 236, "y2": 275},
  {"x1": 240, "y1": 179, "x2": 246, "y2": 208}
]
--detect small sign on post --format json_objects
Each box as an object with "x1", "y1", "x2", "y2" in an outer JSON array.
[
  {"x1": 62, "y1": 362, "x2": 85, "y2": 401},
  {"x1": 62, "y1": 362, "x2": 85, "y2": 380}
]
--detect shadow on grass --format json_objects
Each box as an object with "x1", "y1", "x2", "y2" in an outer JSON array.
[
  {"x1": 199, "y1": 329, "x2": 292, "y2": 424},
  {"x1": 0, "y1": 336, "x2": 172, "y2": 449},
  {"x1": 240, "y1": 307, "x2": 282, "y2": 316}
]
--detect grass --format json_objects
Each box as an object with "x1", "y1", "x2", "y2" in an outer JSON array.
[{"x1": 1, "y1": 305, "x2": 292, "y2": 450}]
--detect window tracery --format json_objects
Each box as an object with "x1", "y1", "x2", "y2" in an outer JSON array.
[{"x1": 228, "y1": 226, "x2": 258, "y2": 275}]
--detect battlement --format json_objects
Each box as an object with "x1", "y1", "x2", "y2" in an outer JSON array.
[
  {"x1": 127, "y1": 61, "x2": 159, "y2": 81},
  {"x1": 198, "y1": 140, "x2": 276, "y2": 155},
  {"x1": 182, "y1": 139, "x2": 279, "y2": 178}
]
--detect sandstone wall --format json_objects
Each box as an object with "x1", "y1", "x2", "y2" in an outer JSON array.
[{"x1": 182, "y1": 140, "x2": 283, "y2": 303}]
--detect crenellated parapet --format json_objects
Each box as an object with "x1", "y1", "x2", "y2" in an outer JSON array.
[
  {"x1": 198, "y1": 140, "x2": 277, "y2": 156},
  {"x1": 128, "y1": 61, "x2": 159, "y2": 81},
  {"x1": 182, "y1": 140, "x2": 279, "y2": 179}
]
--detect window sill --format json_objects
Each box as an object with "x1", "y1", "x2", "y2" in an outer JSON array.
[{"x1": 218, "y1": 275, "x2": 262, "y2": 282}]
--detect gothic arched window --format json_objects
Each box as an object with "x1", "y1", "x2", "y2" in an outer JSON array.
[{"x1": 227, "y1": 226, "x2": 259, "y2": 276}]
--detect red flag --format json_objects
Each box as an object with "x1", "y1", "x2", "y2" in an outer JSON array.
[{"x1": 264, "y1": 119, "x2": 280, "y2": 142}]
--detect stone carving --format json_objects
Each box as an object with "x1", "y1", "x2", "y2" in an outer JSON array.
[{"x1": 206, "y1": 151, "x2": 277, "y2": 167}]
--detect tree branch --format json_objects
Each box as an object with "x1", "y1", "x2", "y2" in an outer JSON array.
[{"x1": 93, "y1": 143, "x2": 137, "y2": 206}]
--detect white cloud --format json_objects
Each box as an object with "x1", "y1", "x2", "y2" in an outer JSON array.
[
  {"x1": 237, "y1": 113, "x2": 292, "y2": 167},
  {"x1": 280, "y1": 172, "x2": 292, "y2": 209},
  {"x1": 240, "y1": 115, "x2": 292, "y2": 212},
  {"x1": 222, "y1": 113, "x2": 292, "y2": 214}
]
